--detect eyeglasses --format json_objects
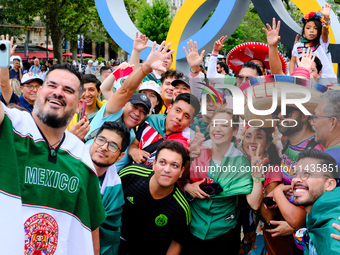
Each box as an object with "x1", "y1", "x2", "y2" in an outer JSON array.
[
  {"x1": 291, "y1": 171, "x2": 312, "y2": 180},
  {"x1": 311, "y1": 113, "x2": 340, "y2": 122},
  {"x1": 292, "y1": 170, "x2": 330, "y2": 180},
  {"x1": 236, "y1": 75, "x2": 254, "y2": 83},
  {"x1": 24, "y1": 84, "x2": 41, "y2": 90},
  {"x1": 271, "y1": 106, "x2": 295, "y2": 119},
  {"x1": 94, "y1": 136, "x2": 121, "y2": 153}
]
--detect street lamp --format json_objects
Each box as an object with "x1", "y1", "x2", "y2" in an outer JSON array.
[{"x1": 44, "y1": 15, "x2": 48, "y2": 60}]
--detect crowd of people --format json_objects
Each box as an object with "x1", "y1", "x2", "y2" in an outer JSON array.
[{"x1": 1, "y1": 5, "x2": 340, "y2": 255}]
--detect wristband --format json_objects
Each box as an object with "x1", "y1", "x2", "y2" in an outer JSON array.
[
  {"x1": 322, "y1": 19, "x2": 331, "y2": 28},
  {"x1": 190, "y1": 68, "x2": 200, "y2": 74},
  {"x1": 291, "y1": 67, "x2": 310, "y2": 79},
  {"x1": 211, "y1": 53, "x2": 218, "y2": 57},
  {"x1": 253, "y1": 177, "x2": 266, "y2": 183},
  {"x1": 141, "y1": 63, "x2": 151, "y2": 75}
]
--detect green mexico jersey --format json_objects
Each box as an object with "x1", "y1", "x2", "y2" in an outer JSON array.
[{"x1": 0, "y1": 103, "x2": 106, "y2": 254}]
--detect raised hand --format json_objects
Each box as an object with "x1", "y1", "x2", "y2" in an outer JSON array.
[
  {"x1": 294, "y1": 34, "x2": 302, "y2": 45},
  {"x1": 320, "y1": 4, "x2": 332, "y2": 19},
  {"x1": 183, "y1": 40, "x2": 205, "y2": 68},
  {"x1": 117, "y1": 62, "x2": 134, "y2": 70},
  {"x1": 296, "y1": 47, "x2": 315, "y2": 72},
  {"x1": 144, "y1": 41, "x2": 174, "y2": 72},
  {"x1": 69, "y1": 115, "x2": 90, "y2": 141},
  {"x1": 248, "y1": 143, "x2": 266, "y2": 178},
  {"x1": 133, "y1": 32, "x2": 149, "y2": 52},
  {"x1": 212, "y1": 35, "x2": 227, "y2": 54},
  {"x1": 1, "y1": 34, "x2": 17, "y2": 57},
  {"x1": 190, "y1": 126, "x2": 210, "y2": 159},
  {"x1": 263, "y1": 18, "x2": 281, "y2": 47}
]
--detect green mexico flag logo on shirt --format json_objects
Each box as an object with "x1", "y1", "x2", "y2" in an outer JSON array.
[{"x1": 155, "y1": 214, "x2": 168, "y2": 227}]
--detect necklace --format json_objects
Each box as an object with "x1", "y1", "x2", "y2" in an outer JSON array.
[
  {"x1": 48, "y1": 135, "x2": 65, "y2": 157},
  {"x1": 36, "y1": 125, "x2": 66, "y2": 162}
]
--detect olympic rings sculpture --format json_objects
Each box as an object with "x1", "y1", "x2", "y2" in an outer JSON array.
[{"x1": 95, "y1": 0, "x2": 340, "y2": 69}]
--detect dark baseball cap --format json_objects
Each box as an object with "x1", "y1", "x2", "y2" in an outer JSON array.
[
  {"x1": 129, "y1": 93, "x2": 151, "y2": 113},
  {"x1": 171, "y1": 76, "x2": 190, "y2": 88}
]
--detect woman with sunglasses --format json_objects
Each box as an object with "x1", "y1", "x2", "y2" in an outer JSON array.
[{"x1": 182, "y1": 108, "x2": 263, "y2": 255}]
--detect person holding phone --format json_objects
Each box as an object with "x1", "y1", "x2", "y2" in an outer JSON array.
[
  {"x1": 182, "y1": 108, "x2": 263, "y2": 255},
  {"x1": 67, "y1": 74, "x2": 104, "y2": 141},
  {"x1": 0, "y1": 38, "x2": 43, "y2": 114},
  {"x1": 241, "y1": 127, "x2": 299, "y2": 255},
  {"x1": 9, "y1": 58, "x2": 22, "y2": 82}
]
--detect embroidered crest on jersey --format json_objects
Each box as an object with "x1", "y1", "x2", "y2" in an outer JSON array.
[
  {"x1": 155, "y1": 214, "x2": 168, "y2": 227},
  {"x1": 120, "y1": 78, "x2": 126, "y2": 86},
  {"x1": 24, "y1": 213, "x2": 59, "y2": 255}
]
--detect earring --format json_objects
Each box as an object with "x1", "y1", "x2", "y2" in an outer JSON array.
[{"x1": 303, "y1": 119, "x2": 307, "y2": 124}]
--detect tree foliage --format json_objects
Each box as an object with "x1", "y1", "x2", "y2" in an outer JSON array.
[
  {"x1": 136, "y1": 0, "x2": 173, "y2": 44},
  {"x1": 0, "y1": 0, "x2": 109, "y2": 62},
  {"x1": 218, "y1": 4, "x2": 267, "y2": 54},
  {"x1": 0, "y1": 10, "x2": 25, "y2": 39},
  {"x1": 60, "y1": 0, "x2": 109, "y2": 59},
  {"x1": 124, "y1": 0, "x2": 146, "y2": 24}
]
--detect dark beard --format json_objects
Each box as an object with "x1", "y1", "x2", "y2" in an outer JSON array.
[
  {"x1": 92, "y1": 159, "x2": 113, "y2": 168},
  {"x1": 35, "y1": 111, "x2": 72, "y2": 128},
  {"x1": 277, "y1": 113, "x2": 304, "y2": 136},
  {"x1": 33, "y1": 95, "x2": 74, "y2": 128},
  {"x1": 293, "y1": 185, "x2": 325, "y2": 208}
]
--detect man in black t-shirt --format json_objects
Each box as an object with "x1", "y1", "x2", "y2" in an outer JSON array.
[{"x1": 118, "y1": 140, "x2": 190, "y2": 255}]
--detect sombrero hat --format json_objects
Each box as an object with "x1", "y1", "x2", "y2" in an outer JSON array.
[
  {"x1": 226, "y1": 42, "x2": 287, "y2": 74},
  {"x1": 239, "y1": 75, "x2": 328, "y2": 127}
]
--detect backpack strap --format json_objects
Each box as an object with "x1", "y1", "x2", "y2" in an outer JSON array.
[
  {"x1": 305, "y1": 138, "x2": 319, "y2": 150},
  {"x1": 282, "y1": 140, "x2": 291, "y2": 155},
  {"x1": 142, "y1": 136, "x2": 166, "y2": 154}
]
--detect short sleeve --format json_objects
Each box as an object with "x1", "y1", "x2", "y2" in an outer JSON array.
[
  {"x1": 0, "y1": 91, "x2": 19, "y2": 105},
  {"x1": 319, "y1": 35, "x2": 329, "y2": 52},
  {"x1": 292, "y1": 43, "x2": 299, "y2": 58},
  {"x1": 172, "y1": 220, "x2": 190, "y2": 245},
  {"x1": 264, "y1": 165, "x2": 282, "y2": 187}
]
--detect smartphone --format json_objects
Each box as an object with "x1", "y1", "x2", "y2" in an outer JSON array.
[
  {"x1": 264, "y1": 223, "x2": 278, "y2": 230},
  {"x1": 200, "y1": 182, "x2": 223, "y2": 196},
  {"x1": 78, "y1": 100, "x2": 87, "y2": 121},
  {"x1": 0, "y1": 40, "x2": 10, "y2": 68},
  {"x1": 262, "y1": 197, "x2": 277, "y2": 207}
]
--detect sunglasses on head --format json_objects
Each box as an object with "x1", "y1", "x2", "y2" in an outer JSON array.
[{"x1": 271, "y1": 106, "x2": 296, "y2": 119}]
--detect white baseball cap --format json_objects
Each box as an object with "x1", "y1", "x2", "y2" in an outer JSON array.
[
  {"x1": 138, "y1": 80, "x2": 160, "y2": 95},
  {"x1": 21, "y1": 72, "x2": 43, "y2": 85},
  {"x1": 88, "y1": 60, "x2": 93, "y2": 63}
]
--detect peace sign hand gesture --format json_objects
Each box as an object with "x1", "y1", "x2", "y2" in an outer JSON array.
[
  {"x1": 248, "y1": 144, "x2": 267, "y2": 178},
  {"x1": 212, "y1": 35, "x2": 227, "y2": 54}
]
